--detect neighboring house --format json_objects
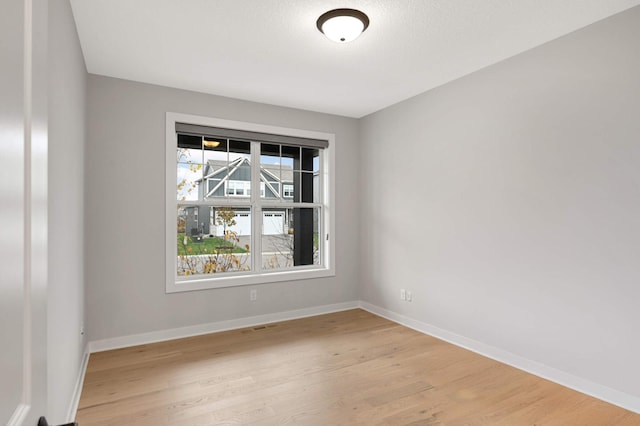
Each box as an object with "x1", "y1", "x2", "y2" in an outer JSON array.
[
  {"x1": 184, "y1": 157, "x2": 297, "y2": 237},
  {"x1": 200, "y1": 157, "x2": 295, "y2": 200}
]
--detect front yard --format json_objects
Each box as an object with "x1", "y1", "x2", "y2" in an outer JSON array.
[{"x1": 177, "y1": 233, "x2": 248, "y2": 255}]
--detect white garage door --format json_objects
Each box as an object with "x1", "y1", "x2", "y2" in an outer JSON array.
[
  {"x1": 215, "y1": 211, "x2": 251, "y2": 236},
  {"x1": 263, "y1": 211, "x2": 285, "y2": 235},
  {"x1": 215, "y1": 211, "x2": 285, "y2": 236}
]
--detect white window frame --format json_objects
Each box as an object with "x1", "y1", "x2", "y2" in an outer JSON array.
[
  {"x1": 166, "y1": 112, "x2": 335, "y2": 293},
  {"x1": 283, "y1": 184, "x2": 294, "y2": 198},
  {"x1": 226, "y1": 180, "x2": 251, "y2": 197}
]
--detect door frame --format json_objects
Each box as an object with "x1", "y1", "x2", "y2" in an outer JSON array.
[{"x1": 6, "y1": 0, "x2": 48, "y2": 424}]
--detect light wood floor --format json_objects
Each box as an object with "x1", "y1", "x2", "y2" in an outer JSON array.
[{"x1": 76, "y1": 309, "x2": 639, "y2": 425}]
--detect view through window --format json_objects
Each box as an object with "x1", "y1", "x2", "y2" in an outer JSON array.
[{"x1": 168, "y1": 117, "x2": 333, "y2": 291}]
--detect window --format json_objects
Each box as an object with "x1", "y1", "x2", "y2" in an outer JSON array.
[
  {"x1": 166, "y1": 113, "x2": 335, "y2": 292},
  {"x1": 226, "y1": 180, "x2": 251, "y2": 197},
  {"x1": 283, "y1": 184, "x2": 294, "y2": 198}
]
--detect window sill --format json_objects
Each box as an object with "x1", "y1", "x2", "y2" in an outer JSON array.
[{"x1": 166, "y1": 267, "x2": 335, "y2": 293}]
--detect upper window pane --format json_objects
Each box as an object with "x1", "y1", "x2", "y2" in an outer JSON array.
[
  {"x1": 177, "y1": 134, "x2": 203, "y2": 164},
  {"x1": 281, "y1": 145, "x2": 299, "y2": 170},
  {"x1": 177, "y1": 162, "x2": 202, "y2": 201},
  {"x1": 301, "y1": 148, "x2": 318, "y2": 172},
  {"x1": 203, "y1": 138, "x2": 227, "y2": 163},
  {"x1": 259, "y1": 143, "x2": 320, "y2": 202},
  {"x1": 260, "y1": 144, "x2": 281, "y2": 199},
  {"x1": 202, "y1": 139, "x2": 251, "y2": 200},
  {"x1": 293, "y1": 171, "x2": 317, "y2": 203}
]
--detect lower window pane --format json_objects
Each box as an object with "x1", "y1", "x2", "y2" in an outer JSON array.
[
  {"x1": 177, "y1": 205, "x2": 251, "y2": 276},
  {"x1": 262, "y1": 207, "x2": 320, "y2": 270}
]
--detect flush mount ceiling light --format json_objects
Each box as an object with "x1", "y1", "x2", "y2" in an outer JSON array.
[
  {"x1": 316, "y1": 8, "x2": 369, "y2": 43},
  {"x1": 203, "y1": 139, "x2": 220, "y2": 148}
]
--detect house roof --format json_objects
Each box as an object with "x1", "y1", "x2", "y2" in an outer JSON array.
[{"x1": 204, "y1": 158, "x2": 294, "y2": 183}]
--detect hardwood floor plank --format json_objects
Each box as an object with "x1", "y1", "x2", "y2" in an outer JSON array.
[{"x1": 76, "y1": 309, "x2": 639, "y2": 425}]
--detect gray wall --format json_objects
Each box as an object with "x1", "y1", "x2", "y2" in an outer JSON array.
[
  {"x1": 1, "y1": 0, "x2": 28, "y2": 420},
  {"x1": 48, "y1": 0, "x2": 87, "y2": 422},
  {"x1": 360, "y1": 6, "x2": 640, "y2": 399},
  {"x1": 86, "y1": 76, "x2": 360, "y2": 341}
]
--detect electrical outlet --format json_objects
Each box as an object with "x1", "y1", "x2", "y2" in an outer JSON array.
[
  {"x1": 400, "y1": 289, "x2": 406, "y2": 301},
  {"x1": 80, "y1": 326, "x2": 85, "y2": 336},
  {"x1": 406, "y1": 291, "x2": 412, "y2": 302},
  {"x1": 250, "y1": 289, "x2": 257, "y2": 301}
]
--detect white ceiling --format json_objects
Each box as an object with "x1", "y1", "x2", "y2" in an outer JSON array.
[{"x1": 70, "y1": 0, "x2": 640, "y2": 118}]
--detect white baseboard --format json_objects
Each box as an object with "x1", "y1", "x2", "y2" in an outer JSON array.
[
  {"x1": 82, "y1": 300, "x2": 640, "y2": 415},
  {"x1": 358, "y1": 301, "x2": 640, "y2": 415},
  {"x1": 66, "y1": 343, "x2": 90, "y2": 422},
  {"x1": 88, "y1": 301, "x2": 359, "y2": 353}
]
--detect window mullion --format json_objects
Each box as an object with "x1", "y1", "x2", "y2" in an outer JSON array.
[
  {"x1": 250, "y1": 141, "x2": 262, "y2": 274},
  {"x1": 259, "y1": 201, "x2": 322, "y2": 209},
  {"x1": 319, "y1": 150, "x2": 325, "y2": 254}
]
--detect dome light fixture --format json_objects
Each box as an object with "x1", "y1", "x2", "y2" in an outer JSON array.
[
  {"x1": 316, "y1": 8, "x2": 369, "y2": 43},
  {"x1": 203, "y1": 138, "x2": 220, "y2": 148}
]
